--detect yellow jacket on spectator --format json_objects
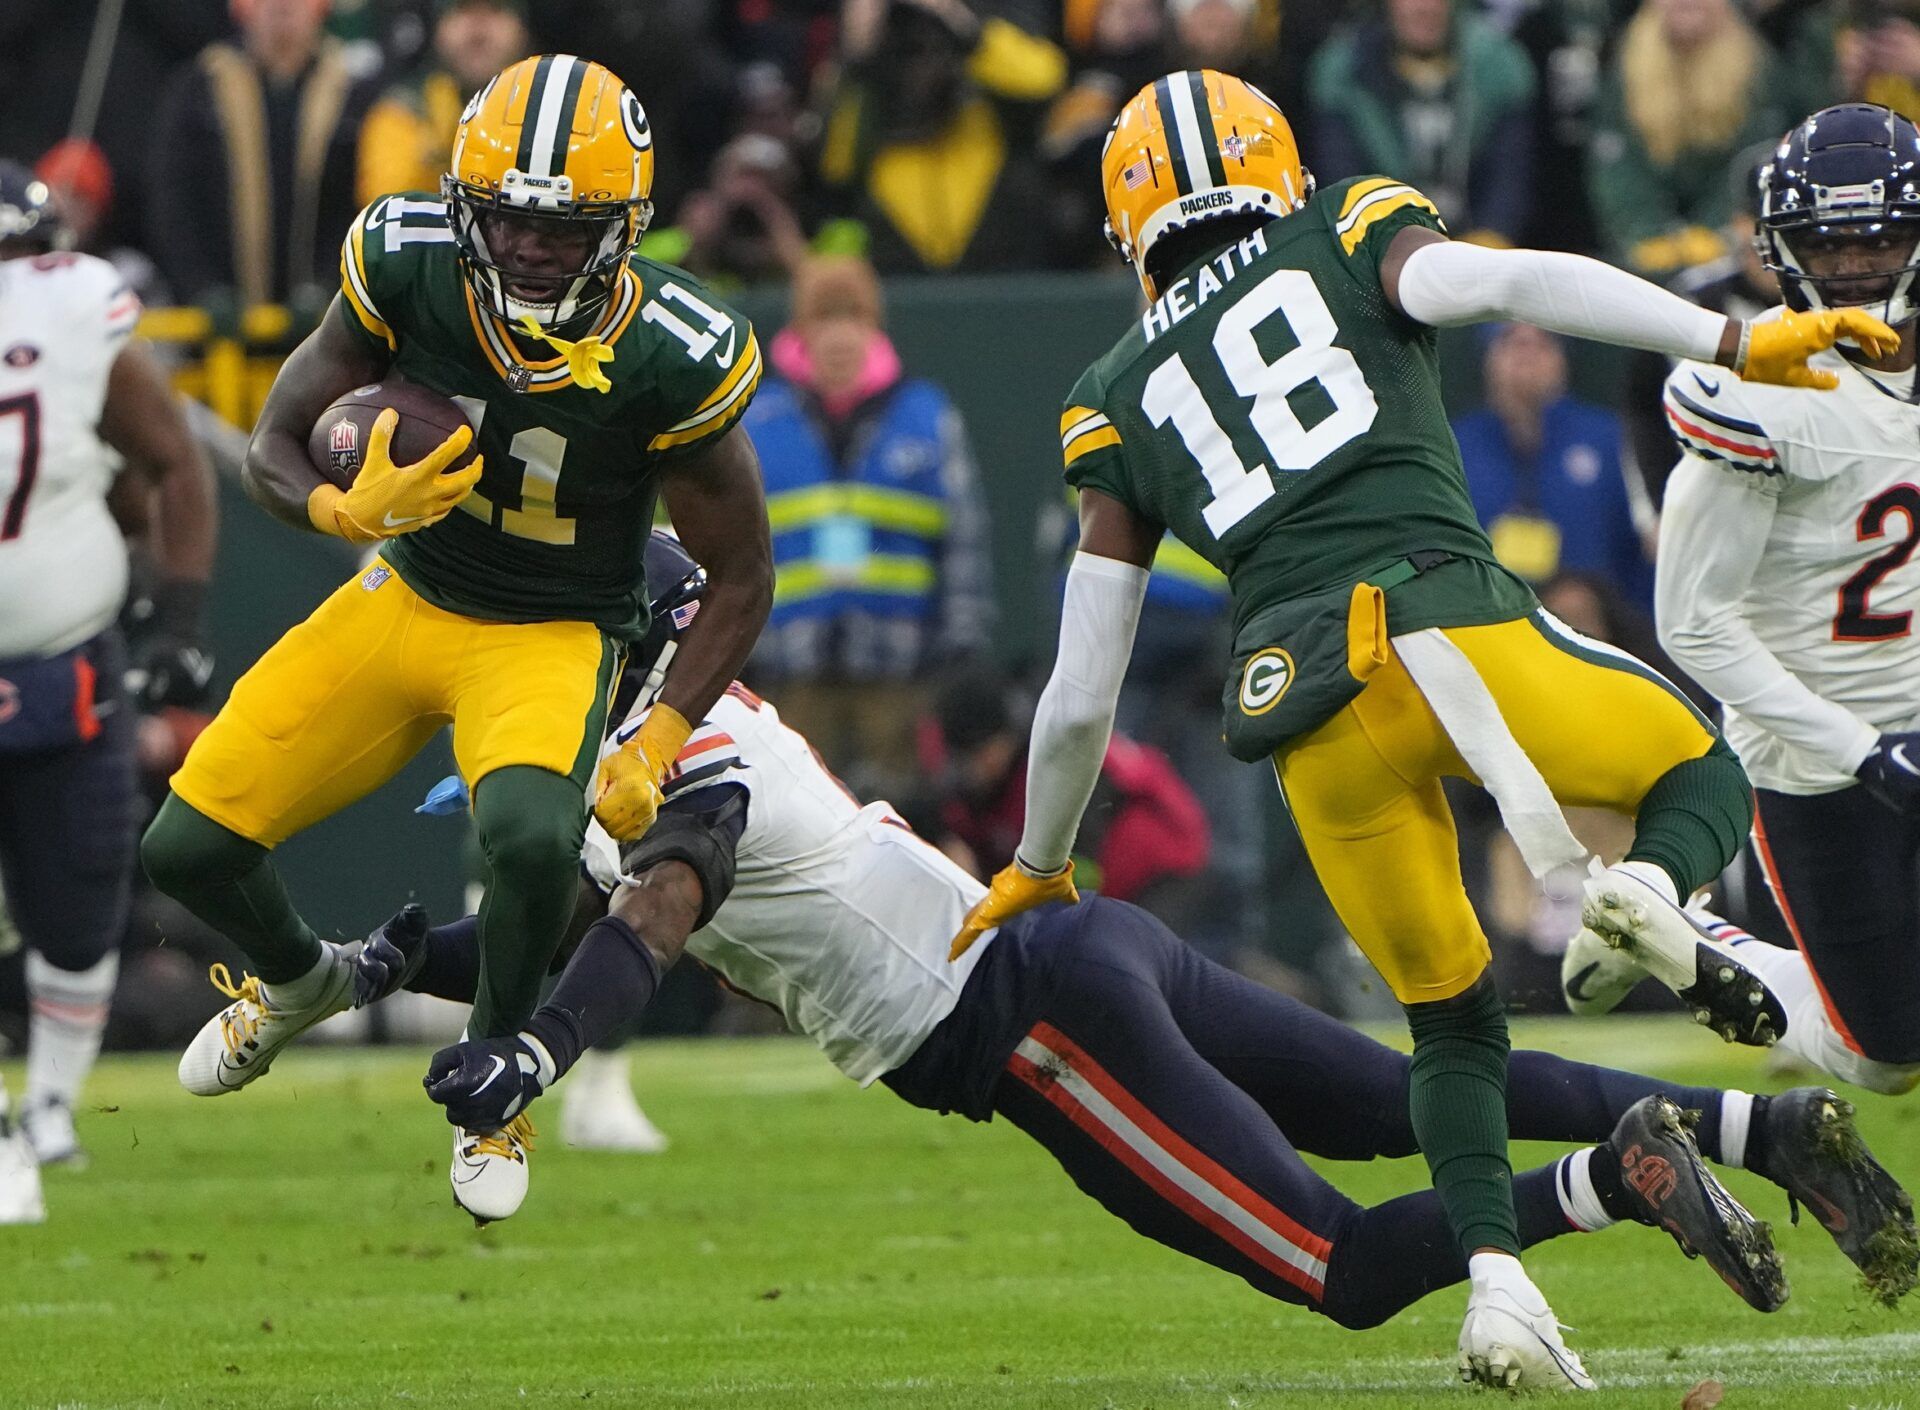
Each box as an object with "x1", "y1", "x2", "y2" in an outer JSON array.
[{"x1": 357, "y1": 70, "x2": 466, "y2": 208}]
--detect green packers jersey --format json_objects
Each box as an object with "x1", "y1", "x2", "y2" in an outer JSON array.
[
  {"x1": 336, "y1": 193, "x2": 762, "y2": 639},
  {"x1": 1063, "y1": 175, "x2": 1535, "y2": 637}
]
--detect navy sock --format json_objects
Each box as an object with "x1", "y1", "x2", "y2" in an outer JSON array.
[{"x1": 1507, "y1": 1049, "x2": 1726, "y2": 1160}]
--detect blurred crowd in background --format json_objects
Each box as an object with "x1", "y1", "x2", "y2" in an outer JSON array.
[{"x1": 0, "y1": 0, "x2": 1856, "y2": 1044}]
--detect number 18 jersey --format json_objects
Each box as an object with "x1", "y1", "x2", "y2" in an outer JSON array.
[{"x1": 1063, "y1": 176, "x2": 1532, "y2": 636}]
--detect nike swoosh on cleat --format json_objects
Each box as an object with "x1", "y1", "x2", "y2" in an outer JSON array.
[
  {"x1": 1891, "y1": 743, "x2": 1919, "y2": 777},
  {"x1": 470, "y1": 1055, "x2": 507, "y2": 1095},
  {"x1": 1694, "y1": 372, "x2": 1722, "y2": 396},
  {"x1": 1806, "y1": 1188, "x2": 1850, "y2": 1233},
  {"x1": 1565, "y1": 963, "x2": 1604, "y2": 1002}
]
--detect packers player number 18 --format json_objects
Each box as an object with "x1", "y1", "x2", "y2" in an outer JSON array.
[
  {"x1": 449, "y1": 281, "x2": 739, "y2": 547},
  {"x1": 1142, "y1": 270, "x2": 1377, "y2": 538}
]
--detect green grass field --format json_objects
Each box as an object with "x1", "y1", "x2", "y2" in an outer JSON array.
[{"x1": 5, "y1": 1016, "x2": 1917, "y2": 1409}]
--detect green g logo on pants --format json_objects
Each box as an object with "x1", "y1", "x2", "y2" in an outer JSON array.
[{"x1": 1240, "y1": 647, "x2": 1294, "y2": 716}]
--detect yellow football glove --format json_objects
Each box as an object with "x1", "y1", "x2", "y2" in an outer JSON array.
[
  {"x1": 593, "y1": 704, "x2": 693, "y2": 842},
  {"x1": 1739, "y1": 307, "x2": 1900, "y2": 390},
  {"x1": 307, "y1": 408, "x2": 483, "y2": 544},
  {"x1": 948, "y1": 860, "x2": 1079, "y2": 961}
]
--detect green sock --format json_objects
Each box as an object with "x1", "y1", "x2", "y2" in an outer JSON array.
[
  {"x1": 1404, "y1": 974, "x2": 1519, "y2": 1258},
  {"x1": 139, "y1": 794, "x2": 324, "y2": 984},
  {"x1": 1626, "y1": 736, "x2": 1754, "y2": 899},
  {"x1": 468, "y1": 766, "x2": 591, "y2": 1039}
]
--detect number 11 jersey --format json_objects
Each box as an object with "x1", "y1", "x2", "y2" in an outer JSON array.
[
  {"x1": 337, "y1": 193, "x2": 761, "y2": 641},
  {"x1": 1062, "y1": 175, "x2": 1533, "y2": 638}
]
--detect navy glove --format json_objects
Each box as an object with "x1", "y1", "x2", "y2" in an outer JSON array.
[
  {"x1": 424, "y1": 1035, "x2": 551, "y2": 1130},
  {"x1": 130, "y1": 580, "x2": 215, "y2": 709},
  {"x1": 350, "y1": 904, "x2": 430, "y2": 1008},
  {"x1": 1857, "y1": 732, "x2": 1920, "y2": 815}
]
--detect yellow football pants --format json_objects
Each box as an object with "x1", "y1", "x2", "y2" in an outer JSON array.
[
  {"x1": 1275, "y1": 611, "x2": 1716, "y2": 1006},
  {"x1": 172, "y1": 560, "x2": 617, "y2": 847}
]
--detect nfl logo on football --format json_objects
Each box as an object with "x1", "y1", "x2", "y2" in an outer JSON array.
[{"x1": 328, "y1": 419, "x2": 359, "y2": 475}]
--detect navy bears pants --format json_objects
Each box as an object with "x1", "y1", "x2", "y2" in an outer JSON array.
[
  {"x1": 0, "y1": 631, "x2": 137, "y2": 974},
  {"x1": 886, "y1": 896, "x2": 1732, "y2": 1328},
  {"x1": 1754, "y1": 786, "x2": 1920, "y2": 1065}
]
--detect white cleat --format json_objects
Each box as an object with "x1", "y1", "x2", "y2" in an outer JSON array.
[
  {"x1": 451, "y1": 1115, "x2": 534, "y2": 1226},
  {"x1": 21, "y1": 1100, "x2": 84, "y2": 1169},
  {"x1": 1458, "y1": 1257, "x2": 1595, "y2": 1391},
  {"x1": 1580, "y1": 862, "x2": 1785, "y2": 1046},
  {"x1": 177, "y1": 953, "x2": 354, "y2": 1096},
  {"x1": 0, "y1": 1119, "x2": 46, "y2": 1225},
  {"x1": 561, "y1": 1050, "x2": 669, "y2": 1153},
  {"x1": 1560, "y1": 924, "x2": 1646, "y2": 1016}
]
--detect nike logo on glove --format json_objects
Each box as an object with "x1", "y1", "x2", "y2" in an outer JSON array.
[
  {"x1": 470, "y1": 1054, "x2": 506, "y2": 1095},
  {"x1": 383, "y1": 511, "x2": 428, "y2": 529}
]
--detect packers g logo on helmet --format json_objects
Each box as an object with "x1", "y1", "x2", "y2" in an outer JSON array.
[
  {"x1": 444, "y1": 54, "x2": 655, "y2": 329},
  {"x1": 1102, "y1": 70, "x2": 1314, "y2": 299}
]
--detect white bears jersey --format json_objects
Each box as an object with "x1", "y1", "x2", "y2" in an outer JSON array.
[
  {"x1": 582, "y1": 684, "x2": 995, "y2": 1085},
  {"x1": 0, "y1": 252, "x2": 141, "y2": 658},
  {"x1": 1658, "y1": 335, "x2": 1920, "y2": 793}
]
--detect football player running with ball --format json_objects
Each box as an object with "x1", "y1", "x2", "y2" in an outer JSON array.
[
  {"x1": 140, "y1": 56, "x2": 773, "y2": 1222},
  {"x1": 1572, "y1": 105, "x2": 1920, "y2": 1100},
  {"x1": 949, "y1": 71, "x2": 1898, "y2": 1389}
]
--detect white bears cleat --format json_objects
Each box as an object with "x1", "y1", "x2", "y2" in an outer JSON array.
[
  {"x1": 1581, "y1": 862, "x2": 1786, "y2": 1047},
  {"x1": 1457, "y1": 1256, "x2": 1595, "y2": 1391},
  {"x1": 177, "y1": 952, "x2": 353, "y2": 1096},
  {"x1": 561, "y1": 1050, "x2": 669, "y2": 1154},
  {"x1": 1560, "y1": 925, "x2": 1646, "y2": 1016},
  {"x1": 451, "y1": 1114, "x2": 535, "y2": 1226},
  {"x1": 21, "y1": 1099, "x2": 85, "y2": 1169},
  {"x1": 0, "y1": 1114, "x2": 46, "y2": 1225}
]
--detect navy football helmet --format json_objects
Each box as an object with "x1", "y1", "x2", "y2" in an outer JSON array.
[
  {"x1": 0, "y1": 160, "x2": 63, "y2": 253},
  {"x1": 613, "y1": 530, "x2": 707, "y2": 721},
  {"x1": 1757, "y1": 104, "x2": 1920, "y2": 327}
]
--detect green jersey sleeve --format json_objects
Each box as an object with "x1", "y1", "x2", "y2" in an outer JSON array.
[
  {"x1": 1325, "y1": 175, "x2": 1447, "y2": 280},
  {"x1": 1059, "y1": 363, "x2": 1135, "y2": 510},
  {"x1": 335, "y1": 192, "x2": 455, "y2": 355},
  {"x1": 631, "y1": 262, "x2": 762, "y2": 458}
]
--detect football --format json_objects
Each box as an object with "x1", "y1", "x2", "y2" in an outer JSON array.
[{"x1": 307, "y1": 377, "x2": 478, "y2": 490}]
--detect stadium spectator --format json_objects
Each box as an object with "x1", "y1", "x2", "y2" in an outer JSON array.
[
  {"x1": 147, "y1": 0, "x2": 379, "y2": 308},
  {"x1": 1835, "y1": 0, "x2": 1920, "y2": 121},
  {"x1": 1588, "y1": 0, "x2": 1786, "y2": 276},
  {"x1": 639, "y1": 134, "x2": 832, "y2": 289},
  {"x1": 1308, "y1": 0, "x2": 1537, "y2": 245},
  {"x1": 0, "y1": 1, "x2": 227, "y2": 255},
  {"x1": 743, "y1": 255, "x2": 994, "y2": 793},
  {"x1": 1507, "y1": 0, "x2": 1610, "y2": 252},
  {"x1": 355, "y1": 0, "x2": 529, "y2": 207},
  {"x1": 917, "y1": 669, "x2": 1211, "y2": 931},
  {"x1": 817, "y1": 0, "x2": 1067, "y2": 272},
  {"x1": 1453, "y1": 323, "x2": 1653, "y2": 610}
]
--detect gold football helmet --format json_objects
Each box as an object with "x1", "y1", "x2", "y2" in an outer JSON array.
[
  {"x1": 445, "y1": 54, "x2": 654, "y2": 328},
  {"x1": 1102, "y1": 70, "x2": 1312, "y2": 299}
]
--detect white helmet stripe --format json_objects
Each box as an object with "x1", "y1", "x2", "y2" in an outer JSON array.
[
  {"x1": 1164, "y1": 69, "x2": 1214, "y2": 198},
  {"x1": 527, "y1": 54, "x2": 577, "y2": 179}
]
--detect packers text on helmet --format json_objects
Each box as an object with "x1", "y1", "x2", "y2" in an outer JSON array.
[
  {"x1": 445, "y1": 54, "x2": 655, "y2": 329},
  {"x1": 1102, "y1": 71, "x2": 1312, "y2": 299}
]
